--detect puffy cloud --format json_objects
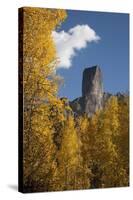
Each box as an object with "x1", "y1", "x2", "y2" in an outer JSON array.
[{"x1": 52, "y1": 24, "x2": 100, "y2": 69}]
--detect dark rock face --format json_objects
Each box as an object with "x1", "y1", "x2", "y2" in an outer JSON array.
[
  {"x1": 82, "y1": 66, "x2": 103, "y2": 116},
  {"x1": 70, "y1": 66, "x2": 104, "y2": 116},
  {"x1": 69, "y1": 97, "x2": 84, "y2": 115},
  {"x1": 69, "y1": 66, "x2": 127, "y2": 117}
]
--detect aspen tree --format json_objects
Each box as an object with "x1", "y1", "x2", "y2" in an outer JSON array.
[{"x1": 21, "y1": 7, "x2": 67, "y2": 192}]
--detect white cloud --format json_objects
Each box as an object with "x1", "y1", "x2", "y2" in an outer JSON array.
[{"x1": 52, "y1": 24, "x2": 100, "y2": 69}]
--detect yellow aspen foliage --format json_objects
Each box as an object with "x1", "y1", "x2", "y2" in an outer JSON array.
[
  {"x1": 81, "y1": 97, "x2": 120, "y2": 188},
  {"x1": 117, "y1": 95, "x2": 129, "y2": 185},
  {"x1": 22, "y1": 7, "x2": 67, "y2": 105},
  {"x1": 48, "y1": 98, "x2": 73, "y2": 149},
  {"x1": 21, "y1": 7, "x2": 67, "y2": 192},
  {"x1": 94, "y1": 96, "x2": 128, "y2": 187},
  {"x1": 57, "y1": 115, "x2": 89, "y2": 190},
  {"x1": 103, "y1": 96, "x2": 119, "y2": 135},
  {"x1": 118, "y1": 96, "x2": 129, "y2": 165},
  {"x1": 86, "y1": 111, "x2": 103, "y2": 188},
  {"x1": 76, "y1": 115, "x2": 92, "y2": 188}
]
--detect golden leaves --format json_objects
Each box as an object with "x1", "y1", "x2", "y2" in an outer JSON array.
[{"x1": 21, "y1": 7, "x2": 129, "y2": 192}]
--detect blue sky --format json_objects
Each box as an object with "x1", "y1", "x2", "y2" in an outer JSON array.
[{"x1": 54, "y1": 10, "x2": 129, "y2": 100}]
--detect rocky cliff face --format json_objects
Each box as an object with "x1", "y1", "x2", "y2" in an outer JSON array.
[{"x1": 70, "y1": 66, "x2": 104, "y2": 117}]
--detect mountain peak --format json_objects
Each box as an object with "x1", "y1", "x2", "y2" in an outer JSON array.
[{"x1": 70, "y1": 65, "x2": 103, "y2": 116}]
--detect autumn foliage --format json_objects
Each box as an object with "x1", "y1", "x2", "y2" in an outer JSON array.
[{"x1": 19, "y1": 7, "x2": 129, "y2": 192}]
